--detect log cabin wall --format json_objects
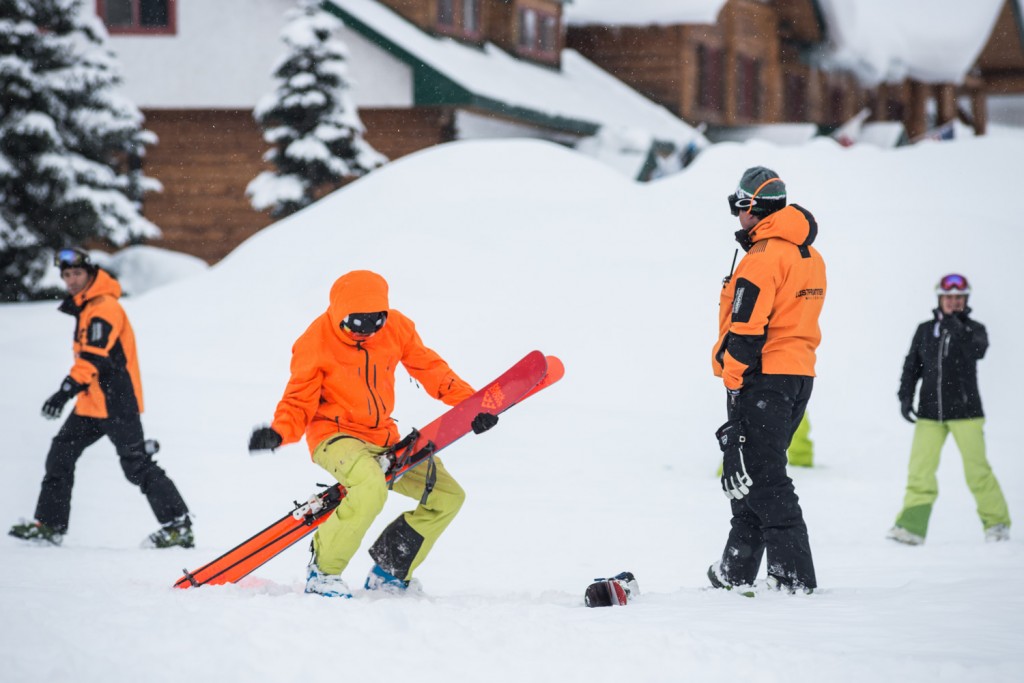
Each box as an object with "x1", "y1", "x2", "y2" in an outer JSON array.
[
  {"x1": 360, "y1": 106, "x2": 456, "y2": 159},
  {"x1": 976, "y1": 0, "x2": 1024, "y2": 92},
  {"x1": 141, "y1": 109, "x2": 272, "y2": 264},
  {"x1": 376, "y1": 0, "x2": 435, "y2": 29},
  {"x1": 568, "y1": 25, "x2": 688, "y2": 117},
  {"x1": 141, "y1": 107, "x2": 454, "y2": 263}
]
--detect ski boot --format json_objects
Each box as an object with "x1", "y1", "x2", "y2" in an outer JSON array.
[
  {"x1": 142, "y1": 514, "x2": 194, "y2": 549},
  {"x1": 9, "y1": 519, "x2": 63, "y2": 546},
  {"x1": 306, "y1": 560, "x2": 352, "y2": 598}
]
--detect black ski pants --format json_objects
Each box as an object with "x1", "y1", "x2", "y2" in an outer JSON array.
[
  {"x1": 34, "y1": 412, "x2": 189, "y2": 533},
  {"x1": 718, "y1": 374, "x2": 817, "y2": 590}
]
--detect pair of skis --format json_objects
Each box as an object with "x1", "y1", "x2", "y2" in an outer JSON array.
[{"x1": 174, "y1": 350, "x2": 563, "y2": 590}]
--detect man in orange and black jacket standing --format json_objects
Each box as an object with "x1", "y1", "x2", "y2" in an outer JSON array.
[
  {"x1": 707, "y1": 167, "x2": 826, "y2": 594},
  {"x1": 8, "y1": 248, "x2": 192, "y2": 548}
]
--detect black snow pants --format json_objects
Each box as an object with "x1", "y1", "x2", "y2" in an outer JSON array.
[
  {"x1": 34, "y1": 412, "x2": 189, "y2": 532},
  {"x1": 718, "y1": 374, "x2": 817, "y2": 590}
]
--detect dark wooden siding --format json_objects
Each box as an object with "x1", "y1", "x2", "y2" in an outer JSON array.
[
  {"x1": 141, "y1": 109, "x2": 272, "y2": 264},
  {"x1": 139, "y1": 107, "x2": 453, "y2": 263}
]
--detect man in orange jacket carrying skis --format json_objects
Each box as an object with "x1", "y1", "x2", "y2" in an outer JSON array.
[
  {"x1": 708, "y1": 167, "x2": 826, "y2": 594},
  {"x1": 249, "y1": 270, "x2": 497, "y2": 598}
]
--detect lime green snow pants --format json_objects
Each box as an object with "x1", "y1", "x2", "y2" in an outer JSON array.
[
  {"x1": 311, "y1": 435, "x2": 465, "y2": 578},
  {"x1": 787, "y1": 412, "x2": 814, "y2": 467},
  {"x1": 894, "y1": 418, "x2": 1010, "y2": 538}
]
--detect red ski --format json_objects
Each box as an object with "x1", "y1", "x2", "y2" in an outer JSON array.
[{"x1": 174, "y1": 351, "x2": 564, "y2": 589}]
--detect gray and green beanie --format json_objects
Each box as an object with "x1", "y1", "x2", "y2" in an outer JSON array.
[{"x1": 736, "y1": 166, "x2": 787, "y2": 216}]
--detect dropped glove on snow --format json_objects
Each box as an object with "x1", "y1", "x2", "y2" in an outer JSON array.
[
  {"x1": 41, "y1": 376, "x2": 85, "y2": 420},
  {"x1": 900, "y1": 398, "x2": 917, "y2": 424},
  {"x1": 716, "y1": 419, "x2": 752, "y2": 500},
  {"x1": 248, "y1": 426, "x2": 283, "y2": 452},
  {"x1": 471, "y1": 412, "x2": 499, "y2": 434}
]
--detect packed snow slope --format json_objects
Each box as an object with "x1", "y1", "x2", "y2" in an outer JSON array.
[{"x1": 2, "y1": 134, "x2": 1022, "y2": 683}]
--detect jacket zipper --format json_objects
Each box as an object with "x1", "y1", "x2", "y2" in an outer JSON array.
[
  {"x1": 357, "y1": 342, "x2": 381, "y2": 428},
  {"x1": 937, "y1": 330, "x2": 949, "y2": 421}
]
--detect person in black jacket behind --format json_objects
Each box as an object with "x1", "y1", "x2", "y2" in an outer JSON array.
[{"x1": 888, "y1": 274, "x2": 1010, "y2": 545}]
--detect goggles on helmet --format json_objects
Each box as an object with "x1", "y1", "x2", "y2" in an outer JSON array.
[
  {"x1": 54, "y1": 248, "x2": 92, "y2": 270},
  {"x1": 342, "y1": 311, "x2": 388, "y2": 336},
  {"x1": 936, "y1": 273, "x2": 970, "y2": 296}
]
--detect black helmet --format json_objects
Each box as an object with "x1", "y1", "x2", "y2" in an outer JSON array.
[{"x1": 54, "y1": 247, "x2": 96, "y2": 273}]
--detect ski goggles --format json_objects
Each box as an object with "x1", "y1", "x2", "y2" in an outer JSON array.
[
  {"x1": 728, "y1": 192, "x2": 757, "y2": 216},
  {"x1": 728, "y1": 177, "x2": 783, "y2": 216},
  {"x1": 342, "y1": 311, "x2": 388, "y2": 336},
  {"x1": 54, "y1": 248, "x2": 91, "y2": 270},
  {"x1": 936, "y1": 273, "x2": 970, "y2": 296}
]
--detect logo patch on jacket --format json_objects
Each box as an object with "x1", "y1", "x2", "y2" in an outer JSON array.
[
  {"x1": 86, "y1": 318, "x2": 113, "y2": 348},
  {"x1": 732, "y1": 278, "x2": 760, "y2": 323}
]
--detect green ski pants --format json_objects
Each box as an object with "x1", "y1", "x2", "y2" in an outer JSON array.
[
  {"x1": 895, "y1": 418, "x2": 1010, "y2": 538},
  {"x1": 787, "y1": 412, "x2": 814, "y2": 467},
  {"x1": 310, "y1": 435, "x2": 465, "y2": 577}
]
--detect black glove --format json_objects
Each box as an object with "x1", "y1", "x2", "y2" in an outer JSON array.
[
  {"x1": 41, "y1": 376, "x2": 84, "y2": 420},
  {"x1": 471, "y1": 412, "x2": 498, "y2": 435},
  {"x1": 249, "y1": 426, "x2": 283, "y2": 452},
  {"x1": 716, "y1": 419, "x2": 752, "y2": 500},
  {"x1": 900, "y1": 398, "x2": 917, "y2": 424}
]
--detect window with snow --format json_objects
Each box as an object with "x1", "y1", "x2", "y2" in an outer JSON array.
[
  {"x1": 518, "y1": 8, "x2": 537, "y2": 49},
  {"x1": 784, "y1": 73, "x2": 806, "y2": 121},
  {"x1": 517, "y1": 7, "x2": 558, "y2": 60},
  {"x1": 465, "y1": 0, "x2": 483, "y2": 35},
  {"x1": 736, "y1": 55, "x2": 762, "y2": 120},
  {"x1": 438, "y1": 0, "x2": 456, "y2": 27},
  {"x1": 438, "y1": 0, "x2": 482, "y2": 40},
  {"x1": 697, "y1": 44, "x2": 724, "y2": 114},
  {"x1": 98, "y1": 0, "x2": 176, "y2": 35}
]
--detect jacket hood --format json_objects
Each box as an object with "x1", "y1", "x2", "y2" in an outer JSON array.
[
  {"x1": 751, "y1": 204, "x2": 817, "y2": 249},
  {"x1": 327, "y1": 270, "x2": 390, "y2": 337},
  {"x1": 62, "y1": 269, "x2": 121, "y2": 312}
]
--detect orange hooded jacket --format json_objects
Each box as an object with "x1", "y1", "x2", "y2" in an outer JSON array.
[
  {"x1": 712, "y1": 205, "x2": 827, "y2": 391},
  {"x1": 61, "y1": 269, "x2": 144, "y2": 418},
  {"x1": 271, "y1": 270, "x2": 475, "y2": 454}
]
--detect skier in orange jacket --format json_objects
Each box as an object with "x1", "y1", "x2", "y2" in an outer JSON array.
[
  {"x1": 9, "y1": 248, "x2": 192, "y2": 548},
  {"x1": 708, "y1": 167, "x2": 826, "y2": 594},
  {"x1": 249, "y1": 269, "x2": 497, "y2": 597}
]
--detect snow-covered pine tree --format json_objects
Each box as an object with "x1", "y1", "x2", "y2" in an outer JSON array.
[
  {"x1": 0, "y1": 0, "x2": 161, "y2": 300},
  {"x1": 248, "y1": 0, "x2": 386, "y2": 218}
]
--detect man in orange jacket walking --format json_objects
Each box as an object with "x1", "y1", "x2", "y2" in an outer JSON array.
[
  {"x1": 708, "y1": 167, "x2": 826, "y2": 594},
  {"x1": 8, "y1": 248, "x2": 192, "y2": 548},
  {"x1": 248, "y1": 270, "x2": 497, "y2": 598}
]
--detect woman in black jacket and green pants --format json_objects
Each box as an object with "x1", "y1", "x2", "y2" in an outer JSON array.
[{"x1": 888, "y1": 274, "x2": 1010, "y2": 545}]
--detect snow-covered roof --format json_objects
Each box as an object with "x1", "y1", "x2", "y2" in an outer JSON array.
[
  {"x1": 326, "y1": 0, "x2": 700, "y2": 144},
  {"x1": 816, "y1": 0, "x2": 1004, "y2": 85},
  {"x1": 566, "y1": 0, "x2": 728, "y2": 26}
]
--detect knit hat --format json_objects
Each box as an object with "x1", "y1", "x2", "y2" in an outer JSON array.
[{"x1": 729, "y1": 166, "x2": 787, "y2": 217}]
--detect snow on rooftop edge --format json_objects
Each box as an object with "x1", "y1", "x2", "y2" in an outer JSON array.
[
  {"x1": 330, "y1": 0, "x2": 699, "y2": 144},
  {"x1": 566, "y1": 0, "x2": 727, "y2": 26}
]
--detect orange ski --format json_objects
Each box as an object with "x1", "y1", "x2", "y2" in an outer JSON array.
[{"x1": 175, "y1": 351, "x2": 564, "y2": 589}]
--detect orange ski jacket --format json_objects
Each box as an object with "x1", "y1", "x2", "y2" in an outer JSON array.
[
  {"x1": 712, "y1": 205, "x2": 827, "y2": 391},
  {"x1": 60, "y1": 269, "x2": 144, "y2": 419},
  {"x1": 271, "y1": 270, "x2": 475, "y2": 454}
]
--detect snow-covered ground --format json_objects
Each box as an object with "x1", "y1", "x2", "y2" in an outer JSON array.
[{"x1": 2, "y1": 132, "x2": 1022, "y2": 683}]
